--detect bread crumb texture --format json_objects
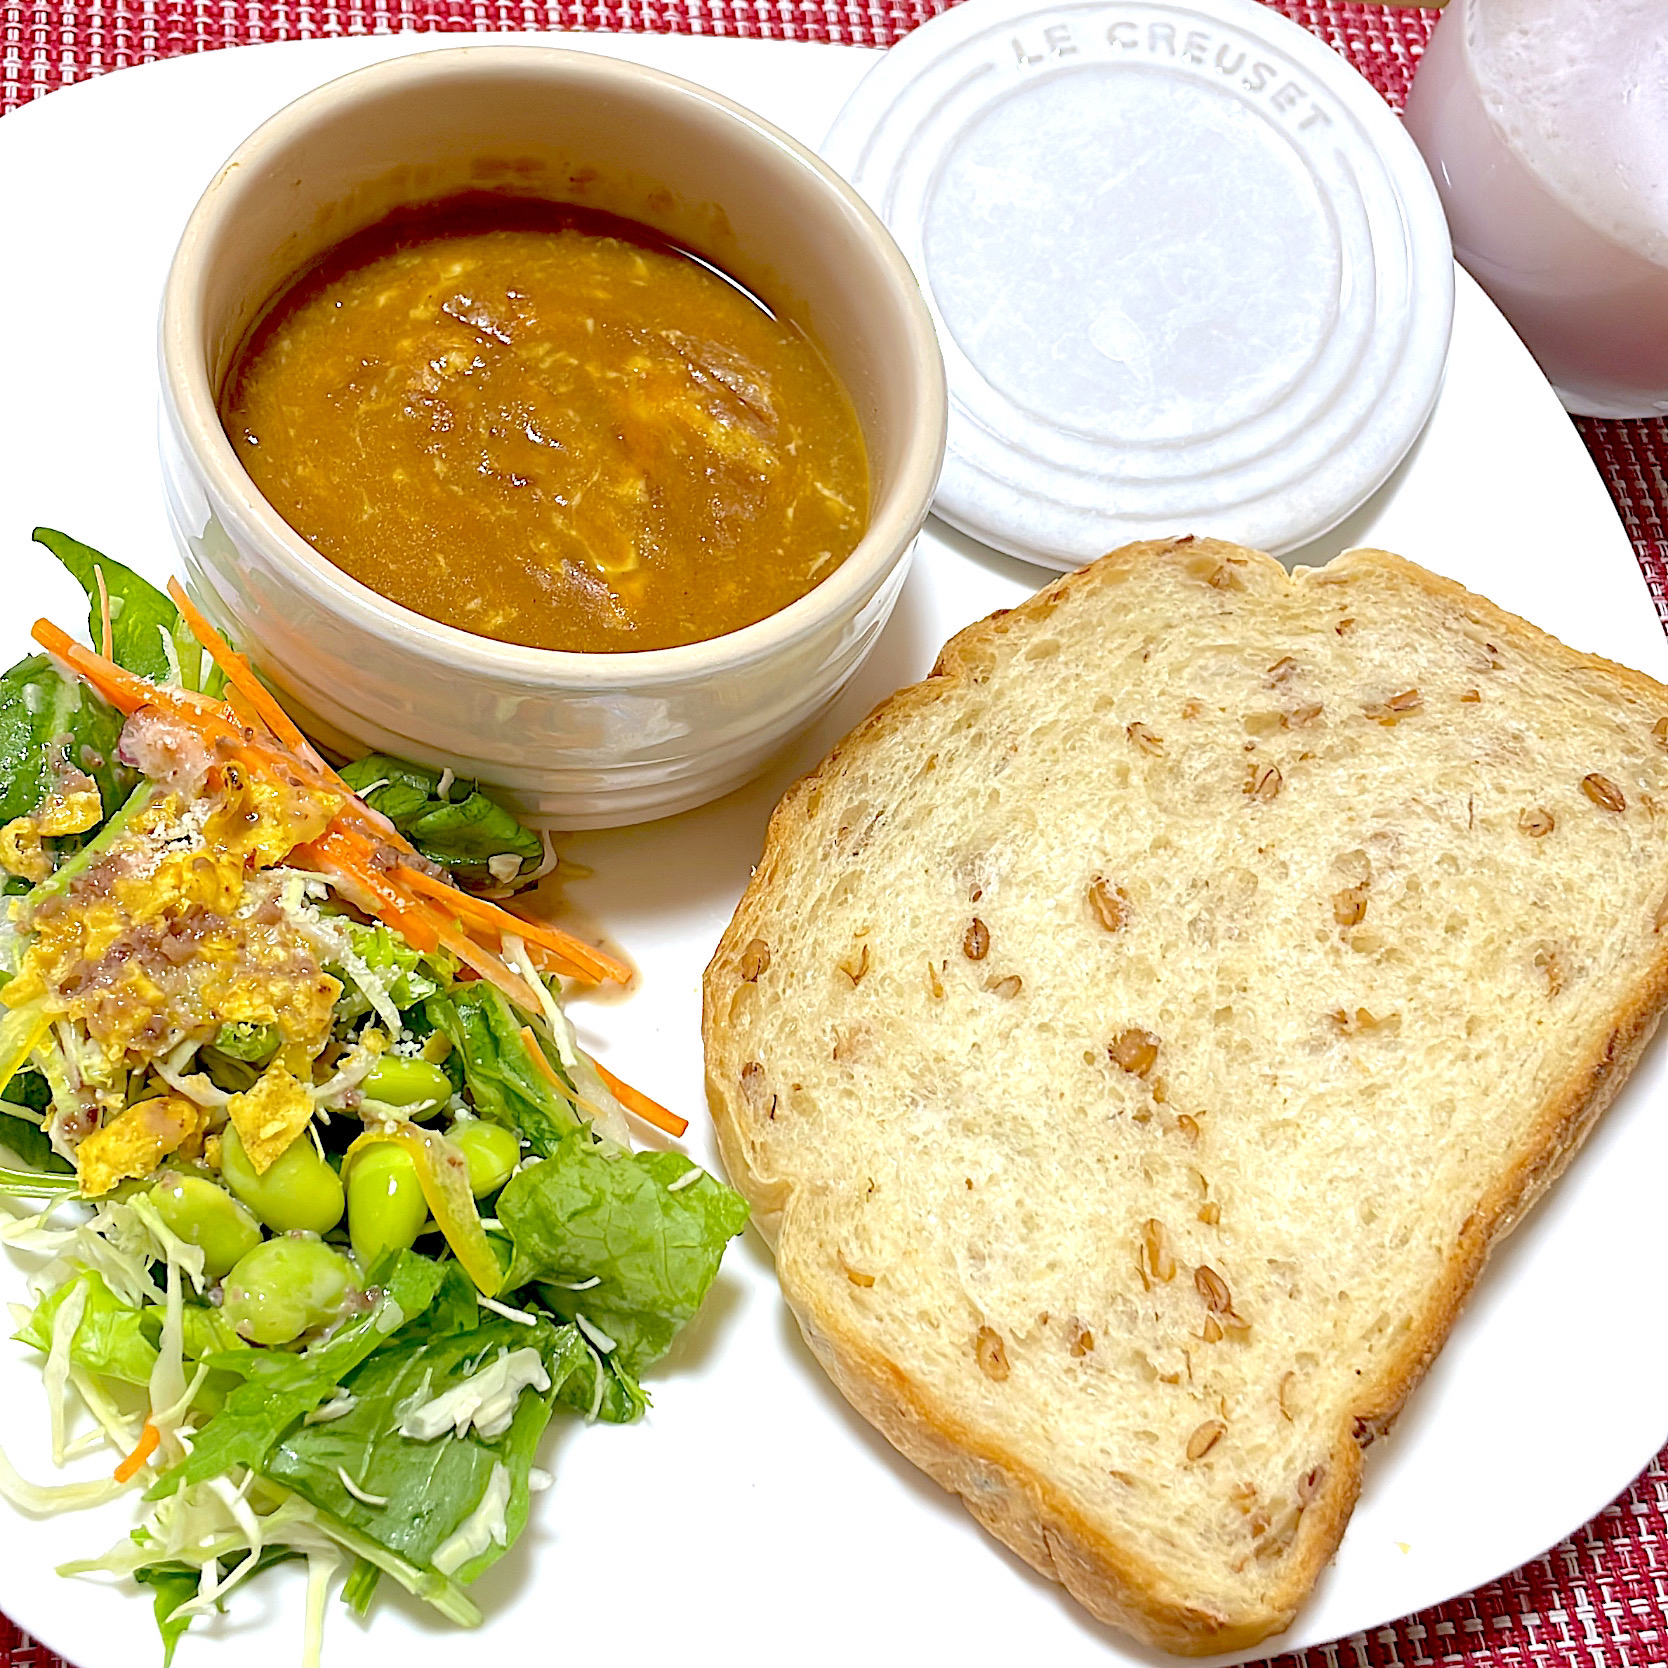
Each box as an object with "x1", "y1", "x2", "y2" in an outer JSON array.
[{"x1": 702, "y1": 539, "x2": 1668, "y2": 1653}]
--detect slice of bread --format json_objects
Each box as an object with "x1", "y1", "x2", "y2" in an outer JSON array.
[{"x1": 702, "y1": 538, "x2": 1668, "y2": 1654}]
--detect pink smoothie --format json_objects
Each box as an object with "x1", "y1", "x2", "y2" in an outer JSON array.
[{"x1": 1404, "y1": 0, "x2": 1668, "y2": 419}]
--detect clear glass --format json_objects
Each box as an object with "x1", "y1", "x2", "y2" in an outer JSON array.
[{"x1": 1404, "y1": 0, "x2": 1668, "y2": 419}]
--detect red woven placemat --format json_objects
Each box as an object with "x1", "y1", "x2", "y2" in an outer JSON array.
[{"x1": 2, "y1": 5, "x2": 1667, "y2": 1666}]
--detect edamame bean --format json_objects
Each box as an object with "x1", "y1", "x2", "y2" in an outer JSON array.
[
  {"x1": 220, "y1": 1234, "x2": 358, "y2": 1346},
  {"x1": 359, "y1": 1055, "x2": 452, "y2": 1112},
  {"x1": 448, "y1": 1120, "x2": 520, "y2": 1197},
  {"x1": 149, "y1": 1173, "x2": 262, "y2": 1278},
  {"x1": 219, "y1": 1123, "x2": 344, "y2": 1235},
  {"x1": 347, "y1": 1143, "x2": 429, "y2": 1265}
]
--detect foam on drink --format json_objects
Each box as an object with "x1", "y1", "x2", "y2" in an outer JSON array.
[{"x1": 1469, "y1": 0, "x2": 1668, "y2": 264}]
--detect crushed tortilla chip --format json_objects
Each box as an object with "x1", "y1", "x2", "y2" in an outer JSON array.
[
  {"x1": 225, "y1": 1064, "x2": 316, "y2": 1175},
  {"x1": 36, "y1": 788, "x2": 103, "y2": 839},
  {"x1": 75, "y1": 1095, "x2": 210, "y2": 1197},
  {"x1": 0, "y1": 818, "x2": 50, "y2": 884}
]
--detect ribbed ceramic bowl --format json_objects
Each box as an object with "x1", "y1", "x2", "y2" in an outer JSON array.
[{"x1": 158, "y1": 45, "x2": 946, "y2": 828}]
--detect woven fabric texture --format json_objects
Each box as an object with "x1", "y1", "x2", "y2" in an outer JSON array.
[{"x1": 1, "y1": 4, "x2": 1666, "y2": 1666}]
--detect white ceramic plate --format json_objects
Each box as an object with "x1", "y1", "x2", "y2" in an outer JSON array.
[{"x1": 0, "y1": 31, "x2": 1663, "y2": 1668}]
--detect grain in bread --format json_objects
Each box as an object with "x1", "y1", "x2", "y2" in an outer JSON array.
[{"x1": 702, "y1": 538, "x2": 1668, "y2": 1652}]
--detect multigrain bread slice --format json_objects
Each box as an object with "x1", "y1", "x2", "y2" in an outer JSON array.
[{"x1": 701, "y1": 537, "x2": 1668, "y2": 1654}]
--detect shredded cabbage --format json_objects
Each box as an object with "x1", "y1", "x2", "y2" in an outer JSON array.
[
  {"x1": 126, "y1": 1194, "x2": 208, "y2": 1294},
  {"x1": 155, "y1": 622, "x2": 183, "y2": 687},
  {"x1": 43, "y1": 1279, "x2": 89, "y2": 1466},
  {"x1": 430, "y1": 1462, "x2": 510, "y2": 1576},
  {"x1": 303, "y1": 1549, "x2": 342, "y2": 1668},
  {"x1": 0, "y1": 1443, "x2": 128, "y2": 1514},
  {"x1": 67, "y1": 1364, "x2": 141, "y2": 1454},
  {"x1": 147, "y1": 1260, "x2": 187, "y2": 1466},
  {"x1": 397, "y1": 1348, "x2": 549, "y2": 1442}
]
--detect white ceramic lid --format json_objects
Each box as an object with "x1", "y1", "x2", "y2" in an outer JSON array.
[{"x1": 824, "y1": 0, "x2": 1455, "y2": 568}]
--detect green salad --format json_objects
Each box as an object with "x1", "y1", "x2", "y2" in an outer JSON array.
[{"x1": 0, "y1": 531, "x2": 748, "y2": 1661}]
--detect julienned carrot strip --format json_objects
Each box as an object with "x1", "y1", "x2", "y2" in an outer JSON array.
[
  {"x1": 322, "y1": 815, "x2": 543, "y2": 1003},
  {"x1": 310, "y1": 821, "x2": 393, "y2": 868},
  {"x1": 314, "y1": 829, "x2": 522, "y2": 997},
  {"x1": 297, "y1": 830, "x2": 436, "y2": 951},
  {"x1": 311, "y1": 808, "x2": 423, "y2": 873},
  {"x1": 296, "y1": 820, "x2": 560, "y2": 1013},
  {"x1": 519, "y1": 1026, "x2": 556, "y2": 1083},
  {"x1": 114, "y1": 1421, "x2": 159, "y2": 1483},
  {"x1": 408, "y1": 881, "x2": 594, "y2": 983},
  {"x1": 312, "y1": 825, "x2": 483, "y2": 974},
  {"x1": 505, "y1": 910, "x2": 631, "y2": 985},
  {"x1": 33, "y1": 619, "x2": 162, "y2": 715},
  {"x1": 403, "y1": 867, "x2": 587, "y2": 974},
  {"x1": 326, "y1": 827, "x2": 606, "y2": 1001},
  {"x1": 400, "y1": 866, "x2": 629, "y2": 984},
  {"x1": 33, "y1": 621, "x2": 254, "y2": 755},
  {"x1": 158, "y1": 590, "x2": 412, "y2": 852},
  {"x1": 433, "y1": 919, "x2": 545, "y2": 1014},
  {"x1": 421, "y1": 888, "x2": 593, "y2": 983},
  {"x1": 593, "y1": 1056, "x2": 689, "y2": 1139},
  {"x1": 297, "y1": 830, "x2": 442, "y2": 955},
  {"x1": 521, "y1": 940, "x2": 601, "y2": 983},
  {"x1": 517, "y1": 1023, "x2": 689, "y2": 1138},
  {"x1": 41, "y1": 616, "x2": 367, "y2": 833},
  {"x1": 166, "y1": 579, "x2": 317, "y2": 761}
]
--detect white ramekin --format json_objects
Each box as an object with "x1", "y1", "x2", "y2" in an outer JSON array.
[{"x1": 159, "y1": 45, "x2": 946, "y2": 828}]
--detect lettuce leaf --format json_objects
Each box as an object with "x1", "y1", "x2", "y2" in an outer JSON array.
[
  {"x1": 210, "y1": 1021, "x2": 281, "y2": 1063},
  {"x1": 263, "y1": 1319, "x2": 588, "y2": 1585},
  {"x1": 32, "y1": 528, "x2": 210, "y2": 692},
  {"x1": 14, "y1": 1268, "x2": 158, "y2": 1385},
  {"x1": 546, "y1": 1341, "x2": 648, "y2": 1426},
  {"x1": 341, "y1": 1555, "x2": 382, "y2": 1616},
  {"x1": 498, "y1": 1135, "x2": 748, "y2": 1380},
  {"x1": 424, "y1": 984, "x2": 579, "y2": 1156},
  {"x1": 338, "y1": 754, "x2": 541, "y2": 884},
  {"x1": 177, "y1": 1305, "x2": 250, "y2": 1362},
  {"x1": 0, "y1": 1075, "x2": 71, "y2": 1174},
  {"x1": 390, "y1": 1258, "x2": 481, "y2": 1345}
]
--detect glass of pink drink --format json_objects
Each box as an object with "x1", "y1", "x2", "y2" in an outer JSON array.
[{"x1": 1404, "y1": 0, "x2": 1668, "y2": 419}]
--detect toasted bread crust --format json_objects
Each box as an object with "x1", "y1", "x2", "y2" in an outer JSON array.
[{"x1": 702, "y1": 538, "x2": 1668, "y2": 1653}]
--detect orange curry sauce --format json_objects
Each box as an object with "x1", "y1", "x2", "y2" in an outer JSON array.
[{"x1": 221, "y1": 196, "x2": 869, "y2": 653}]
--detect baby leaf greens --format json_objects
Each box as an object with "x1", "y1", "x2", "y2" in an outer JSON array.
[
  {"x1": 0, "y1": 653, "x2": 132, "y2": 824},
  {"x1": 151, "y1": 1253, "x2": 448, "y2": 1498},
  {"x1": 339, "y1": 753, "x2": 543, "y2": 884},
  {"x1": 32, "y1": 528, "x2": 215, "y2": 693},
  {"x1": 426, "y1": 983, "x2": 581, "y2": 1155},
  {"x1": 264, "y1": 1319, "x2": 582, "y2": 1585},
  {"x1": 0, "y1": 530, "x2": 206, "y2": 839}
]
